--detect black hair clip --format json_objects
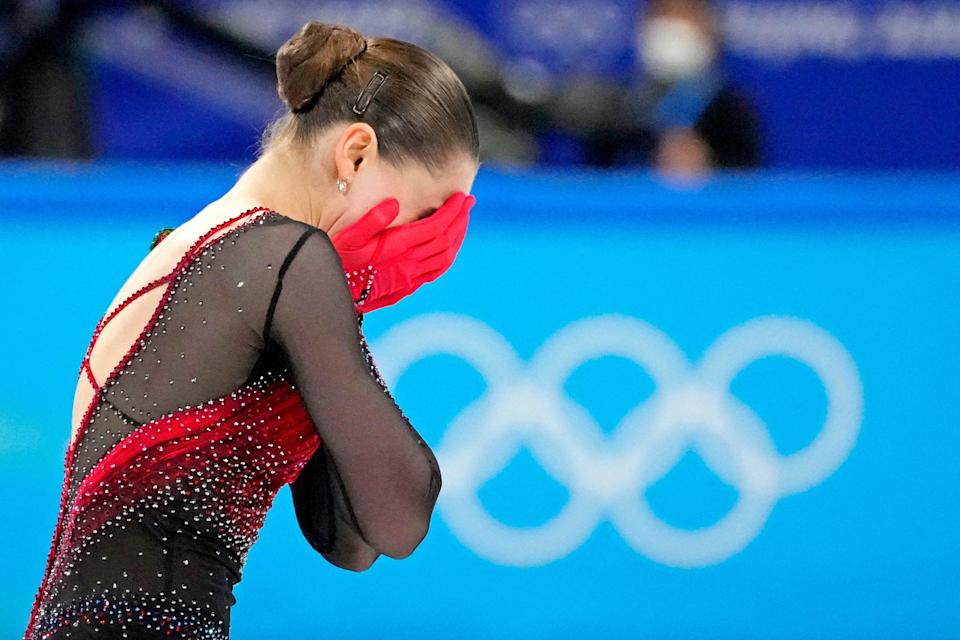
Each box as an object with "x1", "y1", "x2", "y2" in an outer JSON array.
[{"x1": 353, "y1": 71, "x2": 389, "y2": 116}]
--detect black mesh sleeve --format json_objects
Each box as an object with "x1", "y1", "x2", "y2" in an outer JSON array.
[
  {"x1": 289, "y1": 439, "x2": 382, "y2": 571},
  {"x1": 269, "y1": 227, "x2": 442, "y2": 563}
]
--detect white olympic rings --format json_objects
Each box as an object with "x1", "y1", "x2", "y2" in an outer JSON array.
[{"x1": 372, "y1": 313, "x2": 863, "y2": 568}]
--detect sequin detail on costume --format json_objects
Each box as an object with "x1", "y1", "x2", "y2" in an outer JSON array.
[
  {"x1": 33, "y1": 591, "x2": 231, "y2": 640},
  {"x1": 344, "y1": 265, "x2": 377, "y2": 312},
  {"x1": 25, "y1": 209, "x2": 318, "y2": 639},
  {"x1": 30, "y1": 373, "x2": 320, "y2": 639},
  {"x1": 24, "y1": 206, "x2": 443, "y2": 639}
]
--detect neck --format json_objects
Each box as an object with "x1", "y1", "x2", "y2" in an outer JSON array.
[{"x1": 225, "y1": 142, "x2": 346, "y2": 233}]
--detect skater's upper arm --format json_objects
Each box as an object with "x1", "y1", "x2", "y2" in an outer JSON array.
[{"x1": 268, "y1": 228, "x2": 442, "y2": 559}]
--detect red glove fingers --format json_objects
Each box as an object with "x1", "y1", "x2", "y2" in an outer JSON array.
[
  {"x1": 331, "y1": 191, "x2": 475, "y2": 313},
  {"x1": 331, "y1": 198, "x2": 400, "y2": 256},
  {"x1": 403, "y1": 216, "x2": 468, "y2": 262},
  {"x1": 332, "y1": 192, "x2": 466, "y2": 267},
  {"x1": 372, "y1": 192, "x2": 470, "y2": 264},
  {"x1": 410, "y1": 207, "x2": 470, "y2": 267}
]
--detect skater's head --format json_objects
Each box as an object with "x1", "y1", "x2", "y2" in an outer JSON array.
[{"x1": 259, "y1": 21, "x2": 479, "y2": 236}]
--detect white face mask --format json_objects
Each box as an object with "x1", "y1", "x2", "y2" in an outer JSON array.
[{"x1": 638, "y1": 16, "x2": 716, "y2": 82}]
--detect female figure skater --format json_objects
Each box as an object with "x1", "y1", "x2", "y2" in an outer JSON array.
[{"x1": 23, "y1": 20, "x2": 479, "y2": 639}]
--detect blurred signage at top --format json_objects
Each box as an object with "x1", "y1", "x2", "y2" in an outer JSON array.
[{"x1": 182, "y1": 0, "x2": 960, "y2": 74}]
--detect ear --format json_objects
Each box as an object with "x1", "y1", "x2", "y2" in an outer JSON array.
[{"x1": 335, "y1": 122, "x2": 379, "y2": 183}]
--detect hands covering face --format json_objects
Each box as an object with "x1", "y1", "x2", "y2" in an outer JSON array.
[{"x1": 330, "y1": 191, "x2": 475, "y2": 313}]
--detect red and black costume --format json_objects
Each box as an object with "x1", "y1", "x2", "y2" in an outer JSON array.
[{"x1": 23, "y1": 207, "x2": 442, "y2": 639}]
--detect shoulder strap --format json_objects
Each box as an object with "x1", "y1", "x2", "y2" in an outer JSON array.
[{"x1": 261, "y1": 227, "x2": 319, "y2": 343}]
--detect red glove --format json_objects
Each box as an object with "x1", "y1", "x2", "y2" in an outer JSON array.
[{"x1": 331, "y1": 191, "x2": 475, "y2": 313}]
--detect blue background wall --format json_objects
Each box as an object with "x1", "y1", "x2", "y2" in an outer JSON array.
[{"x1": 2, "y1": 162, "x2": 959, "y2": 637}]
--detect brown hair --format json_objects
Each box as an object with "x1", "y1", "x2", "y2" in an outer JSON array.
[{"x1": 260, "y1": 21, "x2": 480, "y2": 173}]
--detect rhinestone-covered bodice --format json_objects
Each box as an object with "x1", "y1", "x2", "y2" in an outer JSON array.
[
  {"x1": 23, "y1": 206, "x2": 443, "y2": 639},
  {"x1": 31, "y1": 374, "x2": 320, "y2": 640}
]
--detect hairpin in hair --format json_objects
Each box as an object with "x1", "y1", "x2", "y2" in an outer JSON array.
[{"x1": 353, "y1": 71, "x2": 389, "y2": 116}]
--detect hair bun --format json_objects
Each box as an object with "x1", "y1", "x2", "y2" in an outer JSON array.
[{"x1": 276, "y1": 21, "x2": 367, "y2": 112}]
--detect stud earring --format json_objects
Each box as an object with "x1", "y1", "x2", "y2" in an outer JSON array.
[{"x1": 337, "y1": 177, "x2": 349, "y2": 194}]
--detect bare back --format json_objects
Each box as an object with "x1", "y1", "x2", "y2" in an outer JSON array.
[{"x1": 68, "y1": 199, "x2": 271, "y2": 445}]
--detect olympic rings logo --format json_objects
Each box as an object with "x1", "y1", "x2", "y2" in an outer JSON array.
[{"x1": 372, "y1": 314, "x2": 863, "y2": 568}]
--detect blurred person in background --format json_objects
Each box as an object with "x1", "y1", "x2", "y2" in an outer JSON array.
[{"x1": 583, "y1": 0, "x2": 763, "y2": 177}]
